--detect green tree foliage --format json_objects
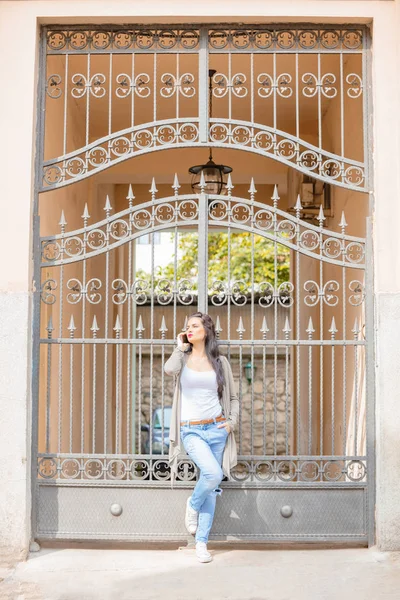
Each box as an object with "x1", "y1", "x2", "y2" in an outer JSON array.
[{"x1": 136, "y1": 232, "x2": 290, "y2": 289}]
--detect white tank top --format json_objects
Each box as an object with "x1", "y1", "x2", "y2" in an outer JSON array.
[{"x1": 180, "y1": 364, "x2": 223, "y2": 421}]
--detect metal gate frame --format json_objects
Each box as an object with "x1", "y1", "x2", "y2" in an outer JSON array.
[{"x1": 31, "y1": 22, "x2": 375, "y2": 545}]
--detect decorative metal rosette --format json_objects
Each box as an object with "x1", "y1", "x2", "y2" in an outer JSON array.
[
  {"x1": 66, "y1": 278, "x2": 102, "y2": 305},
  {"x1": 231, "y1": 461, "x2": 251, "y2": 482},
  {"x1": 323, "y1": 460, "x2": 345, "y2": 482},
  {"x1": 71, "y1": 73, "x2": 106, "y2": 98},
  {"x1": 38, "y1": 457, "x2": 58, "y2": 479},
  {"x1": 131, "y1": 459, "x2": 150, "y2": 480},
  {"x1": 177, "y1": 279, "x2": 196, "y2": 305},
  {"x1": 210, "y1": 280, "x2": 228, "y2": 306},
  {"x1": 349, "y1": 280, "x2": 365, "y2": 306},
  {"x1": 212, "y1": 72, "x2": 247, "y2": 98},
  {"x1": 231, "y1": 202, "x2": 252, "y2": 224},
  {"x1": 46, "y1": 74, "x2": 63, "y2": 98},
  {"x1": 116, "y1": 73, "x2": 151, "y2": 98},
  {"x1": 346, "y1": 74, "x2": 363, "y2": 98},
  {"x1": 160, "y1": 73, "x2": 196, "y2": 98},
  {"x1": 300, "y1": 230, "x2": 320, "y2": 251},
  {"x1": 84, "y1": 458, "x2": 104, "y2": 479},
  {"x1": 154, "y1": 203, "x2": 175, "y2": 224},
  {"x1": 254, "y1": 460, "x2": 274, "y2": 481},
  {"x1": 304, "y1": 279, "x2": 340, "y2": 307},
  {"x1": 153, "y1": 460, "x2": 171, "y2": 481},
  {"x1": 41, "y1": 239, "x2": 61, "y2": 261},
  {"x1": 110, "y1": 219, "x2": 130, "y2": 240},
  {"x1": 258, "y1": 282, "x2": 294, "y2": 307},
  {"x1": 346, "y1": 460, "x2": 366, "y2": 482},
  {"x1": 60, "y1": 458, "x2": 81, "y2": 479},
  {"x1": 299, "y1": 461, "x2": 320, "y2": 482},
  {"x1": 344, "y1": 241, "x2": 365, "y2": 264},
  {"x1": 112, "y1": 279, "x2": 149, "y2": 305},
  {"x1": 302, "y1": 73, "x2": 337, "y2": 98},
  {"x1": 208, "y1": 198, "x2": 228, "y2": 221},
  {"x1": 156, "y1": 279, "x2": 174, "y2": 305},
  {"x1": 106, "y1": 459, "x2": 127, "y2": 480},
  {"x1": 176, "y1": 459, "x2": 197, "y2": 481},
  {"x1": 257, "y1": 73, "x2": 292, "y2": 98},
  {"x1": 40, "y1": 279, "x2": 57, "y2": 305}
]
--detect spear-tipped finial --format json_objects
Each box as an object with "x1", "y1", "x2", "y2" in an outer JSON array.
[
  {"x1": 306, "y1": 316, "x2": 315, "y2": 337},
  {"x1": 67, "y1": 315, "x2": 76, "y2": 337},
  {"x1": 339, "y1": 210, "x2": 348, "y2": 231},
  {"x1": 126, "y1": 184, "x2": 135, "y2": 208},
  {"x1": 181, "y1": 316, "x2": 188, "y2": 332},
  {"x1": 199, "y1": 171, "x2": 206, "y2": 193},
  {"x1": 226, "y1": 173, "x2": 234, "y2": 197},
  {"x1": 82, "y1": 203, "x2": 90, "y2": 224},
  {"x1": 159, "y1": 315, "x2": 168, "y2": 339},
  {"x1": 317, "y1": 204, "x2": 326, "y2": 225},
  {"x1": 272, "y1": 184, "x2": 280, "y2": 208},
  {"x1": 46, "y1": 316, "x2": 54, "y2": 338},
  {"x1": 104, "y1": 195, "x2": 112, "y2": 215},
  {"x1": 215, "y1": 315, "x2": 222, "y2": 339},
  {"x1": 329, "y1": 316, "x2": 338, "y2": 338},
  {"x1": 260, "y1": 315, "x2": 269, "y2": 339},
  {"x1": 136, "y1": 315, "x2": 145, "y2": 339},
  {"x1": 294, "y1": 194, "x2": 302, "y2": 217},
  {"x1": 172, "y1": 173, "x2": 180, "y2": 196},
  {"x1": 352, "y1": 317, "x2": 360, "y2": 337},
  {"x1": 90, "y1": 315, "x2": 99, "y2": 338},
  {"x1": 150, "y1": 177, "x2": 158, "y2": 199},
  {"x1": 248, "y1": 178, "x2": 257, "y2": 200},
  {"x1": 283, "y1": 316, "x2": 291, "y2": 339},
  {"x1": 59, "y1": 210, "x2": 67, "y2": 231},
  {"x1": 113, "y1": 314, "x2": 122, "y2": 336},
  {"x1": 236, "y1": 316, "x2": 245, "y2": 340}
]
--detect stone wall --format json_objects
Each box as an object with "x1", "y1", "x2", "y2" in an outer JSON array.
[{"x1": 136, "y1": 353, "x2": 290, "y2": 456}]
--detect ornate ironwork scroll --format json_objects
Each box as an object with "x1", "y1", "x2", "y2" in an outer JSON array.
[
  {"x1": 37, "y1": 180, "x2": 367, "y2": 498},
  {"x1": 40, "y1": 24, "x2": 369, "y2": 192}
]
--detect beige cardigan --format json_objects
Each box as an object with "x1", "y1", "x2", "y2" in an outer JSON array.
[{"x1": 164, "y1": 347, "x2": 240, "y2": 488}]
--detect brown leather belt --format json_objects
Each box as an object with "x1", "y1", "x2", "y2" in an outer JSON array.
[{"x1": 180, "y1": 414, "x2": 225, "y2": 426}]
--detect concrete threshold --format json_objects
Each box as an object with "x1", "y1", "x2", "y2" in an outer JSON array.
[{"x1": 0, "y1": 545, "x2": 400, "y2": 600}]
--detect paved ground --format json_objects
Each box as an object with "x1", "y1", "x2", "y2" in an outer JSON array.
[{"x1": 1, "y1": 544, "x2": 400, "y2": 600}]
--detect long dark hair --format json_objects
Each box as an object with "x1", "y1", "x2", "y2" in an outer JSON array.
[{"x1": 186, "y1": 312, "x2": 225, "y2": 399}]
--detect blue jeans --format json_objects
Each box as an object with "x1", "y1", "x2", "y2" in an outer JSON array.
[{"x1": 180, "y1": 418, "x2": 229, "y2": 543}]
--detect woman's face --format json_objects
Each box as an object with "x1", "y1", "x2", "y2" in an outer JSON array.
[{"x1": 186, "y1": 317, "x2": 206, "y2": 344}]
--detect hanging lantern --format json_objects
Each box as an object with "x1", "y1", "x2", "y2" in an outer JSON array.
[{"x1": 189, "y1": 151, "x2": 232, "y2": 194}]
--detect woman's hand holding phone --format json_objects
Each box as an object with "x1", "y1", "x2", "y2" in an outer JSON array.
[{"x1": 177, "y1": 332, "x2": 190, "y2": 350}]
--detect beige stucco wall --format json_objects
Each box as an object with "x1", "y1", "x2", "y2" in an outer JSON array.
[{"x1": 1, "y1": 0, "x2": 400, "y2": 562}]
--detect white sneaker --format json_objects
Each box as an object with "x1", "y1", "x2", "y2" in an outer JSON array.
[
  {"x1": 185, "y1": 496, "x2": 198, "y2": 534},
  {"x1": 196, "y1": 541, "x2": 213, "y2": 563}
]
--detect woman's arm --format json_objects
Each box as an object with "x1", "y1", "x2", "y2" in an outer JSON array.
[
  {"x1": 223, "y1": 357, "x2": 240, "y2": 431},
  {"x1": 164, "y1": 335, "x2": 189, "y2": 376},
  {"x1": 164, "y1": 347, "x2": 186, "y2": 376}
]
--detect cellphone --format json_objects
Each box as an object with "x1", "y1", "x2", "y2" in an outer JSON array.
[{"x1": 181, "y1": 333, "x2": 189, "y2": 344}]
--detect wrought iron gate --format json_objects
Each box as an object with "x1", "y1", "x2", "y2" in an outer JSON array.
[{"x1": 32, "y1": 23, "x2": 374, "y2": 544}]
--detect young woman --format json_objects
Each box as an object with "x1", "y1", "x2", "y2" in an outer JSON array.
[{"x1": 164, "y1": 312, "x2": 239, "y2": 563}]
